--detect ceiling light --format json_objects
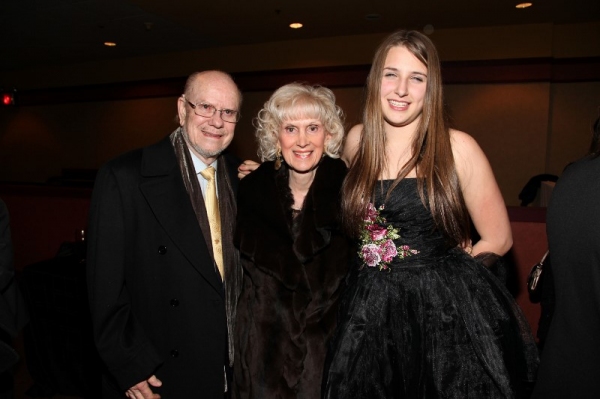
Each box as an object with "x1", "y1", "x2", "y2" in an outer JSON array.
[
  {"x1": 515, "y1": 2, "x2": 532, "y2": 8},
  {"x1": 104, "y1": 41, "x2": 117, "y2": 47},
  {"x1": 289, "y1": 23, "x2": 303, "y2": 29}
]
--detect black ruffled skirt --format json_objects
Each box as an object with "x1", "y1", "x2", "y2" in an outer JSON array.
[{"x1": 322, "y1": 249, "x2": 539, "y2": 399}]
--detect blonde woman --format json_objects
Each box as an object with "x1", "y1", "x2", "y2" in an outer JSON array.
[{"x1": 233, "y1": 83, "x2": 350, "y2": 398}]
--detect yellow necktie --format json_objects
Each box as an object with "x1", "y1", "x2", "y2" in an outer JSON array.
[{"x1": 200, "y1": 166, "x2": 224, "y2": 280}]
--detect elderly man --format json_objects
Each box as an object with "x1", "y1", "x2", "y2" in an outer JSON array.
[{"x1": 87, "y1": 70, "x2": 243, "y2": 398}]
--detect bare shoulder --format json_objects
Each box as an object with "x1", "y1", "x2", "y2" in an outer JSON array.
[
  {"x1": 450, "y1": 129, "x2": 487, "y2": 164},
  {"x1": 450, "y1": 129, "x2": 480, "y2": 155},
  {"x1": 450, "y1": 129, "x2": 492, "y2": 183},
  {"x1": 342, "y1": 124, "x2": 363, "y2": 165},
  {"x1": 449, "y1": 131, "x2": 511, "y2": 255},
  {"x1": 348, "y1": 123, "x2": 363, "y2": 137}
]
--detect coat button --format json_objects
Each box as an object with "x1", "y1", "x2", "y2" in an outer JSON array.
[
  {"x1": 158, "y1": 246, "x2": 167, "y2": 255},
  {"x1": 170, "y1": 349, "x2": 179, "y2": 358},
  {"x1": 170, "y1": 299, "x2": 179, "y2": 307}
]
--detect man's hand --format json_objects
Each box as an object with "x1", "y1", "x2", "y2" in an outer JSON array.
[
  {"x1": 126, "y1": 375, "x2": 162, "y2": 399},
  {"x1": 238, "y1": 160, "x2": 260, "y2": 179}
]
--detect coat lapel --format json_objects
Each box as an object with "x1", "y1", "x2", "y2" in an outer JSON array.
[
  {"x1": 293, "y1": 157, "x2": 347, "y2": 263},
  {"x1": 139, "y1": 137, "x2": 224, "y2": 297}
]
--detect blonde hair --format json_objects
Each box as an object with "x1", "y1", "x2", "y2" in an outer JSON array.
[{"x1": 254, "y1": 83, "x2": 345, "y2": 161}]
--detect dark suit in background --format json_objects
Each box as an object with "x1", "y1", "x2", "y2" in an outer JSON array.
[
  {"x1": 532, "y1": 154, "x2": 600, "y2": 398},
  {"x1": 0, "y1": 199, "x2": 28, "y2": 399}
]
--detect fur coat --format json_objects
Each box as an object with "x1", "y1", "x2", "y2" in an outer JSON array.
[{"x1": 233, "y1": 157, "x2": 350, "y2": 399}]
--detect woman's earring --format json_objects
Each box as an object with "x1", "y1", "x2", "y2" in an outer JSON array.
[{"x1": 274, "y1": 147, "x2": 282, "y2": 170}]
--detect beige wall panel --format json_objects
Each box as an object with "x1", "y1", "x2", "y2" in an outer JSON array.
[
  {"x1": 547, "y1": 82, "x2": 600, "y2": 176},
  {"x1": 228, "y1": 91, "x2": 271, "y2": 163},
  {"x1": 1, "y1": 81, "x2": 596, "y2": 209},
  {"x1": 0, "y1": 86, "x2": 365, "y2": 182},
  {"x1": 0, "y1": 97, "x2": 179, "y2": 182},
  {"x1": 432, "y1": 24, "x2": 554, "y2": 61},
  {"x1": 445, "y1": 83, "x2": 551, "y2": 206},
  {"x1": 553, "y1": 22, "x2": 600, "y2": 58}
]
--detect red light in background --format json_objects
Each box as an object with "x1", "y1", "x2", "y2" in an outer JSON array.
[{"x1": 1, "y1": 91, "x2": 15, "y2": 106}]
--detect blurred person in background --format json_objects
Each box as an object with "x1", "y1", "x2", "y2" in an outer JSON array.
[{"x1": 532, "y1": 116, "x2": 600, "y2": 398}]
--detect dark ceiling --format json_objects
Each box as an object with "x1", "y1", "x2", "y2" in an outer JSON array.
[{"x1": 1, "y1": 0, "x2": 599, "y2": 72}]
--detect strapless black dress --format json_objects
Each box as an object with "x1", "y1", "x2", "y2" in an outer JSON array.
[{"x1": 322, "y1": 179, "x2": 538, "y2": 398}]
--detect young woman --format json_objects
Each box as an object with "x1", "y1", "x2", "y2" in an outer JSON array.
[{"x1": 322, "y1": 30, "x2": 539, "y2": 398}]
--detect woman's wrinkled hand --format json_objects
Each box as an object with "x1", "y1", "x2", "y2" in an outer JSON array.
[{"x1": 238, "y1": 160, "x2": 260, "y2": 179}]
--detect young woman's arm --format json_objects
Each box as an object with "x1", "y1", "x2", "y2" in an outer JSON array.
[{"x1": 452, "y1": 130, "x2": 512, "y2": 256}]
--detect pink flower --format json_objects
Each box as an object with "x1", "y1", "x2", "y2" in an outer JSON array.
[
  {"x1": 367, "y1": 224, "x2": 387, "y2": 241},
  {"x1": 364, "y1": 203, "x2": 378, "y2": 223},
  {"x1": 361, "y1": 244, "x2": 381, "y2": 267},
  {"x1": 358, "y1": 202, "x2": 417, "y2": 270},
  {"x1": 380, "y1": 239, "x2": 398, "y2": 262}
]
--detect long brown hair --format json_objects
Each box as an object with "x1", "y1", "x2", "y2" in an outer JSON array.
[{"x1": 342, "y1": 30, "x2": 470, "y2": 246}]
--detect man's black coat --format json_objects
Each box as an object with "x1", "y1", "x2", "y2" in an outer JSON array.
[{"x1": 87, "y1": 136, "x2": 238, "y2": 398}]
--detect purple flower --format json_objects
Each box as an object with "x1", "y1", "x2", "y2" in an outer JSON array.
[
  {"x1": 380, "y1": 239, "x2": 398, "y2": 262},
  {"x1": 361, "y1": 244, "x2": 381, "y2": 267},
  {"x1": 367, "y1": 224, "x2": 388, "y2": 241}
]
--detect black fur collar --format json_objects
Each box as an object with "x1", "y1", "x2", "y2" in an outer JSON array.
[{"x1": 235, "y1": 157, "x2": 347, "y2": 289}]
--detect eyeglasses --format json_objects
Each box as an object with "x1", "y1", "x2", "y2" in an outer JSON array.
[{"x1": 183, "y1": 96, "x2": 240, "y2": 123}]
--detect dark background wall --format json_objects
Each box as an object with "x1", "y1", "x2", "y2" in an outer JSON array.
[{"x1": 1, "y1": 23, "x2": 599, "y2": 206}]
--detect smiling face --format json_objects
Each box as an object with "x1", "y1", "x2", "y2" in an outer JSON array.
[
  {"x1": 380, "y1": 45, "x2": 428, "y2": 130},
  {"x1": 177, "y1": 71, "x2": 241, "y2": 165},
  {"x1": 278, "y1": 117, "x2": 330, "y2": 175}
]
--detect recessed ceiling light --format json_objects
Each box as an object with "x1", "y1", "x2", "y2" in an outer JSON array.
[
  {"x1": 289, "y1": 22, "x2": 303, "y2": 29},
  {"x1": 515, "y1": 2, "x2": 532, "y2": 8},
  {"x1": 104, "y1": 41, "x2": 117, "y2": 47}
]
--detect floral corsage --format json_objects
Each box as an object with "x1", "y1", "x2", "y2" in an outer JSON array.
[{"x1": 359, "y1": 203, "x2": 419, "y2": 271}]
